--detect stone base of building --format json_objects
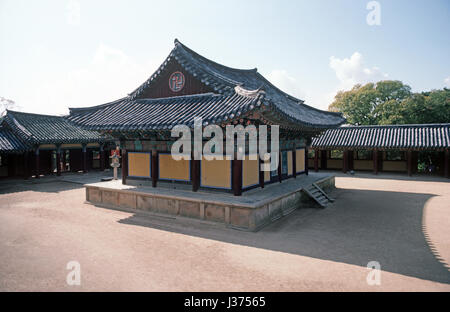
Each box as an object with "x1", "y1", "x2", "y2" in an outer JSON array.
[{"x1": 85, "y1": 173, "x2": 335, "y2": 231}]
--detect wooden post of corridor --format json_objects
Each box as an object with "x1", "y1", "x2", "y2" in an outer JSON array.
[
  {"x1": 444, "y1": 149, "x2": 449, "y2": 179},
  {"x1": 373, "y1": 149, "x2": 379, "y2": 175},
  {"x1": 304, "y1": 146, "x2": 309, "y2": 175},
  {"x1": 343, "y1": 150, "x2": 348, "y2": 173},
  {"x1": 122, "y1": 149, "x2": 128, "y2": 185},
  {"x1": 407, "y1": 150, "x2": 413, "y2": 176},
  {"x1": 151, "y1": 150, "x2": 158, "y2": 188},
  {"x1": 191, "y1": 151, "x2": 200, "y2": 192},
  {"x1": 35, "y1": 147, "x2": 40, "y2": 179},
  {"x1": 56, "y1": 145, "x2": 61, "y2": 176},
  {"x1": 232, "y1": 151, "x2": 243, "y2": 196},
  {"x1": 314, "y1": 149, "x2": 319, "y2": 172}
]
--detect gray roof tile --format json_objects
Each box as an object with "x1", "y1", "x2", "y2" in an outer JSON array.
[{"x1": 311, "y1": 124, "x2": 450, "y2": 149}]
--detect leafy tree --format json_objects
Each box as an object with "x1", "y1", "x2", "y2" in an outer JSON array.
[
  {"x1": 329, "y1": 81, "x2": 450, "y2": 125},
  {"x1": 328, "y1": 80, "x2": 412, "y2": 125}
]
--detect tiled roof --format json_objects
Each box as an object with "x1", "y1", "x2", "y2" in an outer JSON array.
[
  {"x1": 0, "y1": 126, "x2": 30, "y2": 152},
  {"x1": 68, "y1": 91, "x2": 262, "y2": 130},
  {"x1": 69, "y1": 39, "x2": 345, "y2": 130},
  {"x1": 2, "y1": 110, "x2": 109, "y2": 145},
  {"x1": 311, "y1": 124, "x2": 450, "y2": 150}
]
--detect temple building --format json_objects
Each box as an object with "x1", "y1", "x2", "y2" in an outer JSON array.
[
  {"x1": 308, "y1": 123, "x2": 450, "y2": 178},
  {"x1": 68, "y1": 39, "x2": 345, "y2": 195},
  {"x1": 0, "y1": 110, "x2": 112, "y2": 178}
]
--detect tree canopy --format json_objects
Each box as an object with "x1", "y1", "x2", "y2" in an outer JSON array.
[{"x1": 328, "y1": 80, "x2": 450, "y2": 125}]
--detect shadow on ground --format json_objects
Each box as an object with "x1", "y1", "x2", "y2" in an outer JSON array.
[
  {"x1": 0, "y1": 179, "x2": 84, "y2": 194},
  {"x1": 0, "y1": 171, "x2": 113, "y2": 195},
  {"x1": 118, "y1": 187, "x2": 450, "y2": 284},
  {"x1": 322, "y1": 170, "x2": 449, "y2": 183}
]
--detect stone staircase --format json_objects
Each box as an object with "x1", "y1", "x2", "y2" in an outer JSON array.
[{"x1": 303, "y1": 183, "x2": 334, "y2": 208}]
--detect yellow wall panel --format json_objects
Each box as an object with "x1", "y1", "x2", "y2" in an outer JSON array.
[
  {"x1": 287, "y1": 151, "x2": 293, "y2": 175},
  {"x1": 201, "y1": 158, "x2": 231, "y2": 189},
  {"x1": 128, "y1": 152, "x2": 151, "y2": 177},
  {"x1": 159, "y1": 153, "x2": 190, "y2": 181},
  {"x1": 354, "y1": 160, "x2": 374, "y2": 170},
  {"x1": 61, "y1": 143, "x2": 82, "y2": 149},
  {"x1": 243, "y1": 155, "x2": 259, "y2": 188},
  {"x1": 39, "y1": 144, "x2": 57, "y2": 150},
  {"x1": 327, "y1": 159, "x2": 342, "y2": 169},
  {"x1": 382, "y1": 161, "x2": 407, "y2": 172},
  {"x1": 296, "y1": 149, "x2": 305, "y2": 172}
]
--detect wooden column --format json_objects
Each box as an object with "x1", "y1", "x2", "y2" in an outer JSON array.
[
  {"x1": 82, "y1": 144, "x2": 87, "y2": 173},
  {"x1": 277, "y1": 151, "x2": 282, "y2": 183},
  {"x1": 232, "y1": 156, "x2": 243, "y2": 196},
  {"x1": 56, "y1": 145, "x2": 61, "y2": 176},
  {"x1": 444, "y1": 149, "x2": 449, "y2": 179},
  {"x1": 314, "y1": 149, "x2": 319, "y2": 172},
  {"x1": 35, "y1": 147, "x2": 40, "y2": 179},
  {"x1": 122, "y1": 149, "x2": 128, "y2": 185},
  {"x1": 343, "y1": 149, "x2": 348, "y2": 173},
  {"x1": 151, "y1": 150, "x2": 158, "y2": 188},
  {"x1": 304, "y1": 146, "x2": 309, "y2": 175},
  {"x1": 407, "y1": 150, "x2": 412, "y2": 176},
  {"x1": 373, "y1": 149, "x2": 378, "y2": 175},
  {"x1": 23, "y1": 151, "x2": 29, "y2": 179},
  {"x1": 191, "y1": 151, "x2": 200, "y2": 192},
  {"x1": 321, "y1": 150, "x2": 327, "y2": 170},
  {"x1": 100, "y1": 144, "x2": 105, "y2": 171},
  {"x1": 259, "y1": 157, "x2": 265, "y2": 188},
  {"x1": 292, "y1": 147, "x2": 297, "y2": 178}
]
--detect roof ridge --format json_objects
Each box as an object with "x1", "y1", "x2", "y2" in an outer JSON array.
[
  {"x1": 174, "y1": 39, "x2": 258, "y2": 73},
  {"x1": 339, "y1": 123, "x2": 450, "y2": 129},
  {"x1": 6, "y1": 109, "x2": 65, "y2": 119},
  {"x1": 69, "y1": 97, "x2": 128, "y2": 113},
  {"x1": 136, "y1": 92, "x2": 222, "y2": 102}
]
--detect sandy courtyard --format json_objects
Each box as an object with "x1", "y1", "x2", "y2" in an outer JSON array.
[{"x1": 0, "y1": 172, "x2": 449, "y2": 291}]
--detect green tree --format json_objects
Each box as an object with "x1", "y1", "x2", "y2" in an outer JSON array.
[
  {"x1": 328, "y1": 80, "x2": 412, "y2": 125},
  {"x1": 329, "y1": 81, "x2": 450, "y2": 125}
]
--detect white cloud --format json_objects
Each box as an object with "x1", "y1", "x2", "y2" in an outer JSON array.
[
  {"x1": 24, "y1": 43, "x2": 158, "y2": 115},
  {"x1": 329, "y1": 52, "x2": 388, "y2": 90},
  {"x1": 444, "y1": 76, "x2": 450, "y2": 88},
  {"x1": 266, "y1": 70, "x2": 305, "y2": 100},
  {"x1": 265, "y1": 53, "x2": 390, "y2": 111}
]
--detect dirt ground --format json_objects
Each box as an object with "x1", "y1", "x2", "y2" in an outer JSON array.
[{"x1": 0, "y1": 172, "x2": 449, "y2": 291}]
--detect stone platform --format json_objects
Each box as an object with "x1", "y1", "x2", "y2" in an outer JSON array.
[{"x1": 85, "y1": 173, "x2": 335, "y2": 231}]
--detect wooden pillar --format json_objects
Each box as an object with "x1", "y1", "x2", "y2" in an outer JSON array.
[
  {"x1": 305, "y1": 146, "x2": 309, "y2": 175},
  {"x1": 190, "y1": 151, "x2": 200, "y2": 192},
  {"x1": 321, "y1": 150, "x2": 327, "y2": 170},
  {"x1": 122, "y1": 149, "x2": 128, "y2": 185},
  {"x1": 35, "y1": 147, "x2": 40, "y2": 179},
  {"x1": 373, "y1": 149, "x2": 378, "y2": 175},
  {"x1": 343, "y1": 149, "x2": 348, "y2": 173},
  {"x1": 277, "y1": 151, "x2": 282, "y2": 183},
  {"x1": 232, "y1": 155, "x2": 243, "y2": 196},
  {"x1": 23, "y1": 151, "x2": 29, "y2": 179},
  {"x1": 259, "y1": 157, "x2": 265, "y2": 188},
  {"x1": 56, "y1": 145, "x2": 61, "y2": 176},
  {"x1": 407, "y1": 150, "x2": 412, "y2": 176},
  {"x1": 444, "y1": 149, "x2": 449, "y2": 179},
  {"x1": 292, "y1": 147, "x2": 297, "y2": 178},
  {"x1": 100, "y1": 144, "x2": 105, "y2": 171},
  {"x1": 314, "y1": 149, "x2": 319, "y2": 172},
  {"x1": 82, "y1": 144, "x2": 87, "y2": 173},
  {"x1": 150, "y1": 150, "x2": 157, "y2": 188}
]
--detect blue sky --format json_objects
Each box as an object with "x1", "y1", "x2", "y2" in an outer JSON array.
[{"x1": 1, "y1": 0, "x2": 449, "y2": 115}]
